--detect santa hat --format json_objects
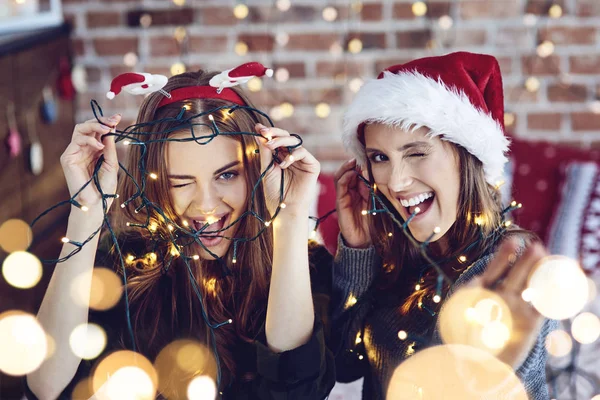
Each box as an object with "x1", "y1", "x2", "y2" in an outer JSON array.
[
  {"x1": 209, "y1": 62, "x2": 273, "y2": 93},
  {"x1": 342, "y1": 51, "x2": 510, "y2": 185},
  {"x1": 107, "y1": 72, "x2": 168, "y2": 99}
]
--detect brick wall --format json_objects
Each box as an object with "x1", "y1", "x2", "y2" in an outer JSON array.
[{"x1": 63, "y1": 0, "x2": 600, "y2": 172}]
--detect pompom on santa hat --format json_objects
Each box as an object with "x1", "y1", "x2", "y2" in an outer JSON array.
[{"x1": 342, "y1": 51, "x2": 510, "y2": 185}]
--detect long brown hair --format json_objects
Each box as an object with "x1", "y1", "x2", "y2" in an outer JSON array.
[
  {"x1": 110, "y1": 70, "x2": 273, "y2": 388},
  {"x1": 364, "y1": 135, "x2": 504, "y2": 313}
]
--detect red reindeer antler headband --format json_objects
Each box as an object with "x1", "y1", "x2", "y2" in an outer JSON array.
[{"x1": 106, "y1": 62, "x2": 273, "y2": 108}]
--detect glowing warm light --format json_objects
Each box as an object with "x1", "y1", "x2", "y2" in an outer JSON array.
[
  {"x1": 280, "y1": 202, "x2": 287, "y2": 209},
  {"x1": 275, "y1": 67, "x2": 289, "y2": 82},
  {"x1": 61, "y1": 237, "x2": 70, "y2": 243},
  {"x1": 182, "y1": 220, "x2": 189, "y2": 227},
  {"x1": 315, "y1": 103, "x2": 331, "y2": 118},
  {"x1": 433, "y1": 295, "x2": 441, "y2": 303},
  {"x1": 235, "y1": 41, "x2": 248, "y2": 55},
  {"x1": 412, "y1": 1, "x2": 427, "y2": 16},
  {"x1": 330, "y1": 41, "x2": 343, "y2": 56},
  {"x1": 355, "y1": 334, "x2": 362, "y2": 344},
  {"x1": 81, "y1": 205, "x2": 89, "y2": 212},
  {"x1": 0, "y1": 219, "x2": 33, "y2": 252},
  {"x1": 523, "y1": 13, "x2": 537, "y2": 26},
  {"x1": 193, "y1": 255, "x2": 200, "y2": 260},
  {"x1": 438, "y1": 15, "x2": 453, "y2": 29},
  {"x1": 247, "y1": 77, "x2": 263, "y2": 92},
  {"x1": 398, "y1": 330, "x2": 408, "y2": 340},
  {"x1": 2, "y1": 251, "x2": 42, "y2": 289},
  {"x1": 172, "y1": 0, "x2": 185, "y2": 5},
  {"x1": 415, "y1": 284, "x2": 421, "y2": 291},
  {"x1": 521, "y1": 288, "x2": 535, "y2": 302},
  {"x1": 70, "y1": 267, "x2": 123, "y2": 311},
  {"x1": 279, "y1": 102, "x2": 294, "y2": 118},
  {"x1": 571, "y1": 312, "x2": 600, "y2": 344},
  {"x1": 548, "y1": 4, "x2": 562, "y2": 18},
  {"x1": 149, "y1": 172, "x2": 158, "y2": 180},
  {"x1": 358, "y1": 354, "x2": 364, "y2": 360},
  {"x1": 276, "y1": 32, "x2": 289, "y2": 46},
  {"x1": 387, "y1": 344, "x2": 527, "y2": 399},
  {"x1": 345, "y1": 295, "x2": 358, "y2": 308},
  {"x1": 123, "y1": 140, "x2": 131, "y2": 146},
  {"x1": 536, "y1": 40, "x2": 555, "y2": 58},
  {"x1": 527, "y1": 256, "x2": 588, "y2": 320},
  {"x1": 545, "y1": 329, "x2": 572, "y2": 357},
  {"x1": 264, "y1": 221, "x2": 271, "y2": 227},
  {"x1": 170, "y1": 62, "x2": 186, "y2": 76},
  {"x1": 322, "y1": 6, "x2": 338, "y2": 21},
  {"x1": 276, "y1": 0, "x2": 291, "y2": 12},
  {"x1": 0, "y1": 311, "x2": 47, "y2": 376},
  {"x1": 349, "y1": 78, "x2": 364, "y2": 93},
  {"x1": 504, "y1": 220, "x2": 512, "y2": 227},
  {"x1": 149, "y1": 222, "x2": 158, "y2": 232},
  {"x1": 439, "y1": 287, "x2": 513, "y2": 355},
  {"x1": 310, "y1": 230, "x2": 317, "y2": 239},
  {"x1": 458, "y1": 255, "x2": 467, "y2": 263},
  {"x1": 139, "y1": 13, "x2": 152, "y2": 28},
  {"x1": 494, "y1": 180, "x2": 505, "y2": 189},
  {"x1": 433, "y1": 226, "x2": 441, "y2": 234},
  {"x1": 123, "y1": 52, "x2": 138, "y2": 67},
  {"x1": 347, "y1": 38, "x2": 363, "y2": 54},
  {"x1": 168, "y1": 224, "x2": 174, "y2": 231},
  {"x1": 92, "y1": 351, "x2": 157, "y2": 398},
  {"x1": 233, "y1": 4, "x2": 249, "y2": 19},
  {"x1": 414, "y1": 207, "x2": 421, "y2": 214},
  {"x1": 388, "y1": 232, "x2": 393, "y2": 237},
  {"x1": 188, "y1": 375, "x2": 217, "y2": 400},
  {"x1": 69, "y1": 323, "x2": 107, "y2": 360},
  {"x1": 174, "y1": 26, "x2": 187, "y2": 43},
  {"x1": 525, "y1": 77, "x2": 540, "y2": 92},
  {"x1": 361, "y1": 210, "x2": 368, "y2": 215},
  {"x1": 351, "y1": 1, "x2": 363, "y2": 13},
  {"x1": 504, "y1": 113, "x2": 515, "y2": 126}
]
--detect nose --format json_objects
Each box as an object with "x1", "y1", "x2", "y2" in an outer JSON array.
[
  {"x1": 192, "y1": 182, "x2": 220, "y2": 214},
  {"x1": 387, "y1": 162, "x2": 413, "y2": 193}
]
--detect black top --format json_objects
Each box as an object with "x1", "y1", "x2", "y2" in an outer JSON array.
[{"x1": 24, "y1": 241, "x2": 335, "y2": 400}]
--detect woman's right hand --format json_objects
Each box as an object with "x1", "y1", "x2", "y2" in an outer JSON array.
[
  {"x1": 60, "y1": 114, "x2": 121, "y2": 213},
  {"x1": 334, "y1": 158, "x2": 372, "y2": 248}
]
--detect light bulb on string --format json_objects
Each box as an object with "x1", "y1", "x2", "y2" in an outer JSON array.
[
  {"x1": 548, "y1": 4, "x2": 562, "y2": 18},
  {"x1": 347, "y1": 38, "x2": 363, "y2": 54},
  {"x1": 139, "y1": 13, "x2": 152, "y2": 28},
  {"x1": 438, "y1": 15, "x2": 453, "y2": 30},
  {"x1": 275, "y1": 68, "x2": 289, "y2": 82},
  {"x1": 233, "y1": 4, "x2": 249, "y2": 19},
  {"x1": 525, "y1": 77, "x2": 540, "y2": 92},
  {"x1": 315, "y1": 103, "x2": 331, "y2": 118},
  {"x1": 536, "y1": 40, "x2": 555, "y2": 58},
  {"x1": 170, "y1": 62, "x2": 186, "y2": 76},
  {"x1": 276, "y1": 0, "x2": 291, "y2": 12},
  {"x1": 322, "y1": 6, "x2": 338, "y2": 21},
  {"x1": 235, "y1": 41, "x2": 248, "y2": 56},
  {"x1": 412, "y1": 1, "x2": 427, "y2": 17}
]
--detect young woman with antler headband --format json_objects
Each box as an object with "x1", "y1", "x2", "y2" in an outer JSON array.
[{"x1": 25, "y1": 63, "x2": 335, "y2": 399}]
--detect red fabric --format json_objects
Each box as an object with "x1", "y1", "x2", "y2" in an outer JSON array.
[
  {"x1": 509, "y1": 136, "x2": 600, "y2": 239},
  {"x1": 381, "y1": 51, "x2": 505, "y2": 134},
  {"x1": 109, "y1": 73, "x2": 145, "y2": 96},
  {"x1": 157, "y1": 86, "x2": 246, "y2": 108},
  {"x1": 228, "y1": 62, "x2": 270, "y2": 79}
]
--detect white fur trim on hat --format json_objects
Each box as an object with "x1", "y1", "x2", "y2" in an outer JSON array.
[{"x1": 342, "y1": 71, "x2": 510, "y2": 184}]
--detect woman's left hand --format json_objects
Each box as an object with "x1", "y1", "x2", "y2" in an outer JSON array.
[
  {"x1": 254, "y1": 123, "x2": 320, "y2": 216},
  {"x1": 471, "y1": 238, "x2": 548, "y2": 369}
]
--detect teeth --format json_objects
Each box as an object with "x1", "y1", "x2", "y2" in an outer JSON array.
[
  {"x1": 400, "y1": 192, "x2": 433, "y2": 208},
  {"x1": 194, "y1": 216, "x2": 223, "y2": 227}
]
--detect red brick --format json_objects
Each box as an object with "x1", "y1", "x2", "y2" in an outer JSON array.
[
  {"x1": 188, "y1": 36, "x2": 229, "y2": 53},
  {"x1": 525, "y1": 0, "x2": 566, "y2": 15},
  {"x1": 200, "y1": 7, "x2": 238, "y2": 26},
  {"x1": 450, "y1": 29, "x2": 487, "y2": 46},
  {"x1": 396, "y1": 30, "x2": 433, "y2": 48},
  {"x1": 287, "y1": 33, "x2": 339, "y2": 51},
  {"x1": 572, "y1": 112, "x2": 600, "y2": 130},
  {"x1": 547, "y1": 84, "x2": 588, "y2": 102},
  {"x1": 538, "y1": 27, "x2": 596, "y2": 45},
  {"x1": 505, "y1": 85, "x2": 540, "y2": 103},
  {"x1": 249, "y1": 5, "x2": 317, "y2": 23},
  {"x1": 496, "y1": 27, "x2": 535, "y2": 48},
  {"x1": 71, "y1": 38, "x2": 85, "y2": 56},
  {"x1": 246, "y1": 88, "x2": 305, "y2": 108},
  {"x1": 316, "y1": 61, "x2": 370, "y2": 78},
  {"x1": 272, "y1": 62, "x2": 306, "y2": 78},
  {"x1": 496, "y1": 57, "x2": 513, "y2": 75},
  {"x1": 576, "y1": 1, "x2": 600, "y2": 17},
  {"x1": 237, "y1": 34, "x2": 275, "y2": 52},
  {"x1": 149, "y1": 37, "x2": 181, "y2": 56},
  {"x1": 569, "y1": 55, "x2": 600, "y2": 74},
  {"x1": 425, "y1": 2, "x2": 452, "y2": 18},
  {"x1": 93, "y1": 38, "x2": 138, "y2": 56},
  {"x1": 308, "y1": 88, "x2": 344, "y2": 105},
  {"x1": 521, "y1": 55, "x2": 561, "y2": 75},
  {"x1": 460, "y1": 0, "x2": 520, "y2": 19},
  {"x1": 87, "y1": 11, "x2": 121, "y2": 28},
  {"x1": 375, "y1": 58, "x2": 412, "y2": 74},
  {"x1": 393, "y1": 3, "x2": 416, "y2": 19},
  {"x1": 527, "y1": 113, "x2": 562, "y2": 130},
  {"x1": 361, "y1": 3, "x2": 383, "y2": 21},
  {"x1": 345, "y1": 32, "x2": 386, "y2": 50},
  {"x1": 126, "y1": 8, "x2": 194, "y2": 27}
]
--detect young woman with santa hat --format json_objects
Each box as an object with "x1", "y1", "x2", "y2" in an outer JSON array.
[
  {"x1": 331, "y1": 52, "x2": 557, "y2": 399},
  {"x1": 25, "y1": 65, "x2": 334, "y2": 399}
]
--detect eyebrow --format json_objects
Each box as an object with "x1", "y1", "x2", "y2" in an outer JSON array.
[
  {"x1": 168, "y1": 161, "x2": 241, "y2": 180},
  {"x1": 365, "y1": 141, "x2": 431, "y2": 153}
]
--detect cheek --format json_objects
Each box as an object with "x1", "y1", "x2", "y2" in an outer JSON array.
[
  {"x1": 169, "y1": 189, "x2": 191, "y2": 215},
  {"x1": 223, "y1": 179, "x2": 248, "y2": 211},
  {"x1": 371, "y1": 165, "x2": 390, "y2": 186}
]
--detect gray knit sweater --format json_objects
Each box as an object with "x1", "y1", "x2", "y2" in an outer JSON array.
[{"x1": 332, "y1": 236, "x2": 557, "y2": 400}]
